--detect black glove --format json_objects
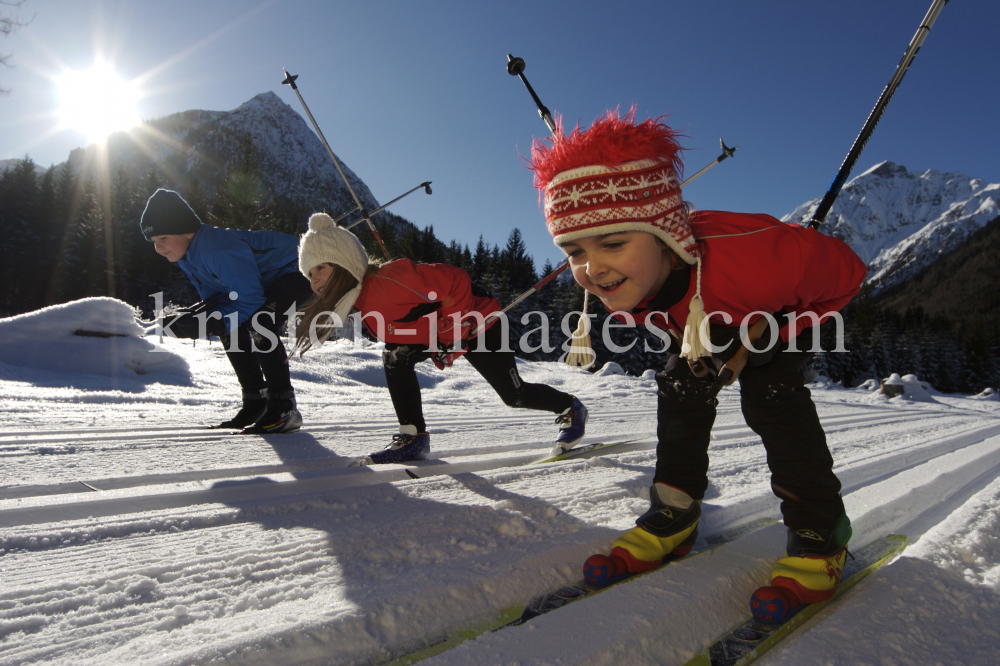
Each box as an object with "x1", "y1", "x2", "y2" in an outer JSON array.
[{"x1": 432, "y1": 344, "x2": 467, "y2": 370}]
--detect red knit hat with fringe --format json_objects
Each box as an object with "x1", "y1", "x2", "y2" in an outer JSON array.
[
  {"x1": 529, "y1": 108, "x2": 698, "y2": 265},
  {"x1": 531, "y1": 108, "x2": 715, "y2": 362}
]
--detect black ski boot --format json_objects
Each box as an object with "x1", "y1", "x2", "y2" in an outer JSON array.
[
  {"x1": 242, "y1": 390, "x2": 302, "y2": 434},
  {"x1": 212, "y1": 389, "x2": 267, "y2": 429},
  {"x1": 364, "y1": 426, "x2": 430, "y2": 464}
]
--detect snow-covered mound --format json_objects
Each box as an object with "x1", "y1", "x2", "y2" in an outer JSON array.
[
  {"x1": 855, "y1": 378, "x2": 879, "y2": 392},
  {"x1": 872, "y1": 372, "x2": 937, "y2": 404},
  {"x1": 808, "y1": 374, "x2": 832, "y2": 389},
  {"x1": 595, "y1": 362, "x2": 625, "y2": 376},
  {"x1": 783, "y1": 161, "x2": 999, "y2": 292},
  {"x1": 0, "y1": 298, "x2": 190, "y2": 382}
]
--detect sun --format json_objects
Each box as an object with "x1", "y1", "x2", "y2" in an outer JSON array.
[{"x1": 56, "y1": 60, "x2": 141, "y2": 144}]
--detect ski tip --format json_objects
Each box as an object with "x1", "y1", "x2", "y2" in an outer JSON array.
[{"x1": 537, "y1": 442, "x2": 601, "y2": 464}]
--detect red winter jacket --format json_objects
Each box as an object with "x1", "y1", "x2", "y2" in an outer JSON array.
[
  {"x1": 353, "y1": 259, "x2": 501, "y2": 346},
  {"x1": 628, "y1": 211, "x2": 867, "y2": 343}
]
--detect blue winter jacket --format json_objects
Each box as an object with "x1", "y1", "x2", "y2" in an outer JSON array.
[{"x1": 176, "y1": 225, "x2": 300, "y2": 333}]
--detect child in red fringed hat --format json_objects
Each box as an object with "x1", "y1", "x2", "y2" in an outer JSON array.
[{"x1": 528, "y1": 109, "x2": 867, "y2": 624}]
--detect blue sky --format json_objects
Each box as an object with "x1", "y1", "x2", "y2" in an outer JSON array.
[{"x1": 1, "y1": 0, "x2": 997, "y2": 266}]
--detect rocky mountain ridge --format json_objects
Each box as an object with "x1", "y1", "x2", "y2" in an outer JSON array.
[{"x1": 67, "y1": 91, "x2": 378, "y2": 216}]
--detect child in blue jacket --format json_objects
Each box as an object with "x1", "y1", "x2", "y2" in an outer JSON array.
[{"x1": 141, "y1": 189, "x2": 311, "y2": 433}]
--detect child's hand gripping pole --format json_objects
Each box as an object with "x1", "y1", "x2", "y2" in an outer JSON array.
[
  {"x1": 717, "y1": 315, "x2": 773, "y2": 386},
  {"x1": 687, "y1": 315, "x2": 773, "y2": 392},
  {"x1": 432, "y1": 348, "x2": 467, "y2": 370}
]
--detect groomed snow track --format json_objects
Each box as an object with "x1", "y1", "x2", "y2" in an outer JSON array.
[{"x1": 1, "y1": 373, "x2": 999, "y2": 665}]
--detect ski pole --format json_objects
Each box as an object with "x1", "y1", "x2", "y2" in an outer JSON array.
[
  {"x1": 281, "y1": 69, "x2": 392, "y2": 260},
  {"x1": 809, "y1": 0, "x2": 949, "y2": 229},
  {"x1": 506, "y1": 54, "x2": 557, "y2": 136},
  {"x1": 680, "y1": 139, "x2": 738, "y2": 188},
  {"x1": 341, "y1": 181, "x2": 433, "y2": 230}
]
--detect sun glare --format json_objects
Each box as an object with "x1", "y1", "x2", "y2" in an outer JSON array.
[{"x1": 56, "y1": 61, "x2": 141, "y2": 144}]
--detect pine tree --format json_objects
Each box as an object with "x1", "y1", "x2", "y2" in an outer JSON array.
[
  {"x1": 461, "y1": 245, "x2": 473, "y2": 273},
  {"x1": 44, "y1": 165, "x2": 84, "y2": 305},
  {"x1": 0, "y1": 158, "x2": 39, "y2": 314},
  {"x1": 499, "y1": 228, "x2": 537, "y2": 292},
  {"x1": 471, "y1": 235, "x2": 490, "y2": 283},
  {"x1": 209, "y1": 132, "x2": 277, "y2": 231},
  {"x1": 28, "y1": 167, "x2": 58, "y2": 312}
]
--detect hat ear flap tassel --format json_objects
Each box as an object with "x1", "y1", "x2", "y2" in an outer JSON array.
[
  {"x1": 565, "y1": 290, "x2": 596, "y2": 369},
  {"x1": 681, "y1": 258, "x2": 711, "y2": 363}
]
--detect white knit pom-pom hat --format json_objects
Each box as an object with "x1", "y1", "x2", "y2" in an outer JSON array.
[{"x1": 298, "y1": 213, "x2": 371, "y2": 324}]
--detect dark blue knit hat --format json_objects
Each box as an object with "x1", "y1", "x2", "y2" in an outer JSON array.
[{"x1": 140, "y1": 189, "x2": 202, "y2": 240}]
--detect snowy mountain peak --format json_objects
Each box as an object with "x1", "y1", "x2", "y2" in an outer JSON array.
[
  {"x1": 237, "y1": 90, "x2": 282, "y2": 107},
  {"x1": 857, "y1": 160, "x2": 907, "y2": 179},
  {"x1": 67, "y1": 91, "x2": 378, "y2": 217},
  {"x1": 783, "y1": 161, "x2": 999, "y2": 291}
]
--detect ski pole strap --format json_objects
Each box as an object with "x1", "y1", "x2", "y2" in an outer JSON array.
[{"x1": 810, "y1": 0, "x2": 948, "y2": 229}]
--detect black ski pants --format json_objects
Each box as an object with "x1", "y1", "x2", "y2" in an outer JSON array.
[
  {"x1": 225, "y1": 272, "x2": 312, "y2": 398},
  {"x1": 654, "y1": 349, "x2": 845, "y2": 530},
  {"x1": 382, "y1": 322, "x2": 575, "y2": 432}
]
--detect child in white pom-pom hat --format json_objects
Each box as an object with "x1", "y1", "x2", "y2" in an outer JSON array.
[
  {"x1": 295, "y1": 212, "x2": 588, "y2": 464},
  {"x1": 528, "y1": 108, "x2": 867, "y2": 623}
]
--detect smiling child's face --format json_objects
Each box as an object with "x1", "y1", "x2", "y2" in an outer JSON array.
[{"x1": 559, "y1": 231, "x2": 674, "y2": 312}]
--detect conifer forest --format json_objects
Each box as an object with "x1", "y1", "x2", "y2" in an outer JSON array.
[{"x1": 1, "y1": 152, "x2": 997, "y2": 393}]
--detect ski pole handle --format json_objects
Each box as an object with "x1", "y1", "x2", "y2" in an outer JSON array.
[
  {"x1": 507, "y1": 54, "x2": 557, "y2": 137},
  {"x1": 342, "y1": 182, "x2": 432, "y2": 229},
  {"x1": 680, "y1": 139, "x2": 738, "y2": 189}
]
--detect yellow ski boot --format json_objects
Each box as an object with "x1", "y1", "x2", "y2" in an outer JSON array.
[
  {"x1": 584, "y1": 483, "x2": 699, "y2": 586},
  {"x1": 751, "y1": 515, "x2": 852, "y2": 623}
]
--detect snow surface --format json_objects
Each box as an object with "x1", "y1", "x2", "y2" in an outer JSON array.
[{"x1": 1, "y1": 309, "x2": 999, "y2": 665}]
